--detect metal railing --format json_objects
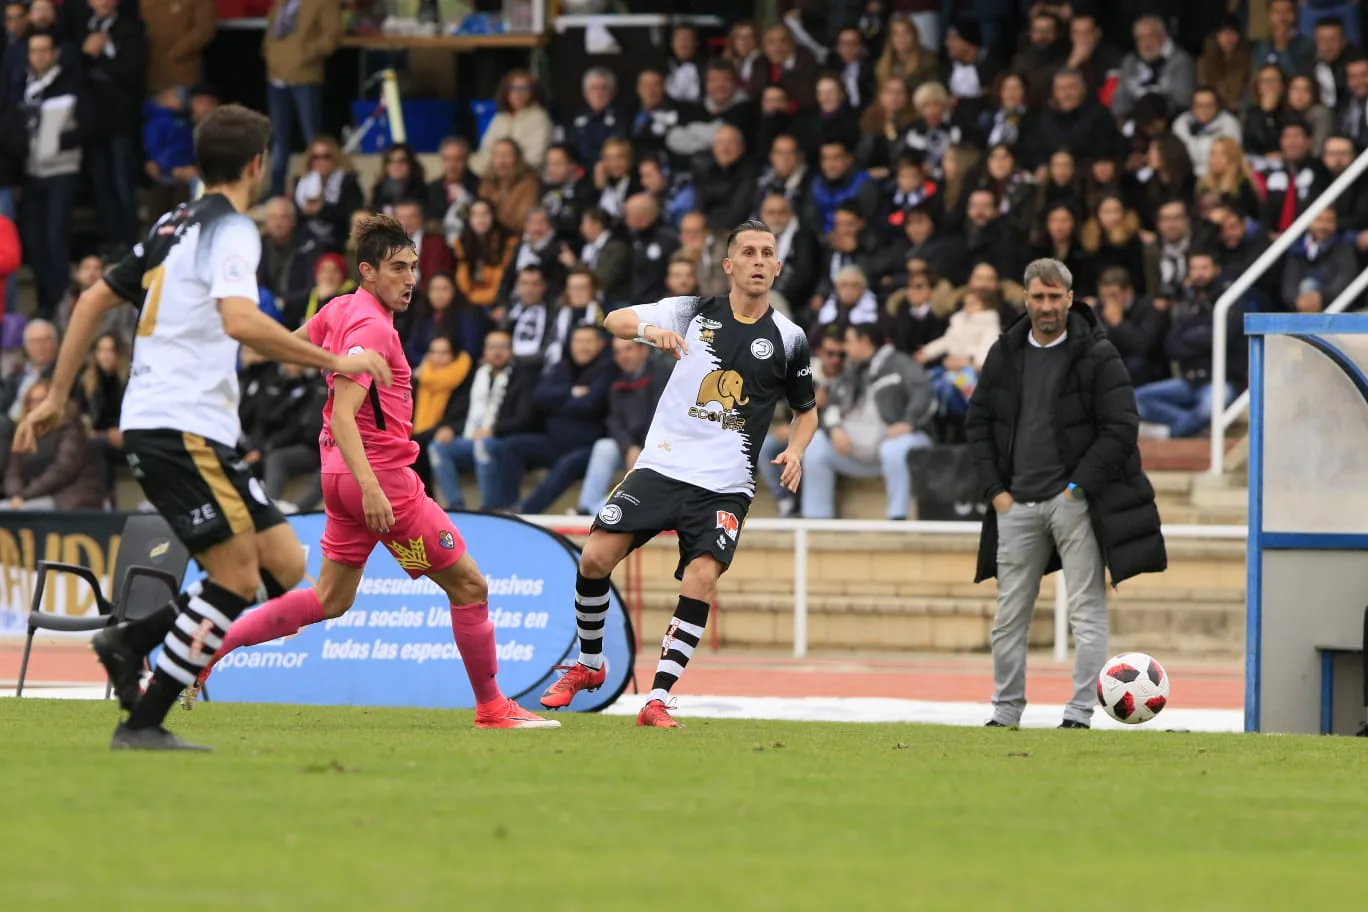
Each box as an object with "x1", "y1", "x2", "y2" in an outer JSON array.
[
  {"x1": 522, "y1": 516, "x2": 1248, "y2": 661},
  {"x1": 1209, "y1": 148, "x2": 1368, "y2": 475}
]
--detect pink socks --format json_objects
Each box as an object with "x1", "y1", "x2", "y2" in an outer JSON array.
[
  {"x1": 450, "y1": 602, "x2": 503, "y2": 705},
  {"x1": 212, "y1": 588, "x2": 325, "y2": 667}
]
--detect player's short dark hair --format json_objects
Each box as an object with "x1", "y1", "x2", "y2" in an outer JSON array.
[
  {"x1": 848, "y1": 323, "x2": 885, "y2": 349},
  {"x1": 354, "y1": 214, "x2": 415, "y2": 270},
  {"x1": 725, "y1": 218, "x2": 775, "y2": 253},
  {"x1": 194, "y1": 103, "x2": 271, "y2": 186}
]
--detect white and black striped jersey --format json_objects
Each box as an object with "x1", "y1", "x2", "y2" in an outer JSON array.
[
  {"x1": 104, "y1": 194, "x2": 262, "y2": 448},
  {"x1": 632, "y1": 295, "x2": 816, "y2": 496}
]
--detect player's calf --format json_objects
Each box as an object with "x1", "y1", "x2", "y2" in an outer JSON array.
[{"x1": 635, "y1": 555, "x2": 722, "y2": 719}]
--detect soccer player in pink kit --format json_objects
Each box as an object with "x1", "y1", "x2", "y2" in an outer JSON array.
[{"x1": 189, "y1": 215, "x2": 558, "y2": 729}]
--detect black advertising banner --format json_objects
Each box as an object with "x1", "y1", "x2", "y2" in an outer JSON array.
[{"x1": 0, "y1": 510, "x2": 130, "y2": 636}]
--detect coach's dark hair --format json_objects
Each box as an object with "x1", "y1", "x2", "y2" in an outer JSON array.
[
  {"x1": 194, "y1": 104, "x2": 272, "y2": 186},
  {"x1": 848, "y1": 323, "x2": 885, "y2": 349},
  {"x1": 725, "y1": 218, "x2": 774, "y2": 253},
  {"x1": 354, "y1": 214, "x2": 415, "y2": 271}
]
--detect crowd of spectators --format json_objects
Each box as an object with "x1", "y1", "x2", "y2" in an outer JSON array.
[{"x1": 0, "y1": 0, "x2": 1361, "y2": 517}]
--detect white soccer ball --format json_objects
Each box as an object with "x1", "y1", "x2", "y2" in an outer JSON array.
[{"x1": 1097, "y1": 652, "x2": 1170, "y2": 724}]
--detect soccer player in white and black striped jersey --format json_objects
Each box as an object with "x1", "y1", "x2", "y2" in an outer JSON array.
[
  {"x1": 539, "y1": 220, "x2": 819, "y2": 727},
  {"x1": 14, "y1": 106, "x2": 392, "y2": 750}
]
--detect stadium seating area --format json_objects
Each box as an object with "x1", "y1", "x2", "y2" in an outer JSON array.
[{"x1": 1, "y1": 0, "x2": 1344, "y2": 656}]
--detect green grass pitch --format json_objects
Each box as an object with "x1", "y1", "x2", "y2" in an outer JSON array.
[{"x1": 2, "y1": 700, "x2": 1366, "y2": 911}]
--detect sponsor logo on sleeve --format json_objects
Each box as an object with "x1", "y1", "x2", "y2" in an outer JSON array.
[{"x1": 223, "y1": 254, "x2": 249, "y2": 283}]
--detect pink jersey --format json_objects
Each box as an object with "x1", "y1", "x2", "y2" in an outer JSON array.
[{"x1": 308, "y1": 288, "x2": 420, "y2": 473}]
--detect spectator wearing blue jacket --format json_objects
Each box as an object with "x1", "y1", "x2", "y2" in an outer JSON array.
[
  {"x1": 479, "y1": 325, "x2": 617, "y2": 512},
  {"x1": 142, "y1": 87, "x2": 195, "y2": 186},
  {"x1": 809, "y1": 140, "x2": 879, "y2": 233}
]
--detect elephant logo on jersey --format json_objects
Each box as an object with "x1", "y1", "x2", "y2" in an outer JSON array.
[
  {"x1": 695, "y1": 370, "x2": 750, "y2": 410},
  {"x1": 689, "y1": 369, "x2": 749, "y2": 431}
]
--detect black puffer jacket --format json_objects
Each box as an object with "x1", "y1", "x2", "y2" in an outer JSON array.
[{"x1": 964, "y1": 303, "x2": 1167, "y2": 586}]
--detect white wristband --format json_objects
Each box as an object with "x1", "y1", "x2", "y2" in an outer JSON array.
[{"x1": 637, "y1": 321, "x2": 649, "y2": 342}]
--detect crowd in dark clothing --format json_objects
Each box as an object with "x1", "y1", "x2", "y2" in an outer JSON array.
[{"x1": 9, "y1": 0, "x2": 1364, "y2": 517}]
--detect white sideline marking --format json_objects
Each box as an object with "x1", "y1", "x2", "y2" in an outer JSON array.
[
  {"x1": 3, "y1": 686, "x2": 1243, "y2": 731},
  {"x1": 603, "y1": 694, "x2": 1243, "y2": 732}
]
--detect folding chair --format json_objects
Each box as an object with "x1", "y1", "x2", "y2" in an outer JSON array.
[{"x1": 15, "y1": 513, "x2": 189, "y2": 698}]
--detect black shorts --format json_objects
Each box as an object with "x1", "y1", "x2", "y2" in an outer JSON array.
[
  {"x1": 591, "y1": 468, "x2": 751, "y2": 580},
  {"x1": 122, "y1": 429, "x2": 286, "y2": 556}
]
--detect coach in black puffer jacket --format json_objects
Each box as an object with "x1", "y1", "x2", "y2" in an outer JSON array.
[{"x1": 965, "y1": 300, "x2": 1167, "y2": 586}]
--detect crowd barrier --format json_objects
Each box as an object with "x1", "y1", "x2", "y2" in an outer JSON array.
[
  {"x1": 521, "y1": 516, "x2": 1249, "y2": 662},
  {"x1": 3, "y1": 510, "x2": 1249, "y2": 696}
]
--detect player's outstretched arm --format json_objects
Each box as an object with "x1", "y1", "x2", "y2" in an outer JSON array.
[
  {"x1": 14, "y1": 279, "x2": 123, "y2": 452},
  {"x1": 603, "y1": 307, "x2": 687, "y2": 359},
  {"x1": 219, "y1": 297, "x2": 392, "y2": 386}
]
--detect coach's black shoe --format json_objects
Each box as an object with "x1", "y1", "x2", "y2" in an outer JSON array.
[
  {"x1": 984, "y1": 720, "x2": 1009, "y2": 727},
  {"x1": 110, "y1": 723, "x2": 212, "y2": 752},
  {"x1": 1058, "y1": 720, "x2": 1091, "y2": 730},
  {"x1": 1355, "y1": 722, "x2": 1368, "y2": 737},
  {"x1": 92, "y1": 625, "x2": 144, "y2": 712}
]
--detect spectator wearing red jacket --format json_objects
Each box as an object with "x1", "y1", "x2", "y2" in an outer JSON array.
[{"x1": 0, "y1": 212, "x2": 19, "y2": 319}]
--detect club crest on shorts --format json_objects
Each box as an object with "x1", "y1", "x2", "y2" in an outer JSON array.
[
  {"x1": 715, "y1": 510, "x2": 739, "y2": 540},
  {"x1": 599, "y1": 503, "x2": 623, "y2": 525},
  {"x1": 750, "y1": 338, "x2": 774, "y2": 360},
  {"x1": 438, "y1": 530, "x2": 455, "y2": 550}
]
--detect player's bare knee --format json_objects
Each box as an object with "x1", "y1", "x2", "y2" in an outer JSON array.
[
  {"x1": 681, "y1": 556, "x2": 721, "y2": 601},
  {"x1": 262, "y1": 545, "x2": 307, "y2": 593},
  {"x1": 442, "y1": 567, "x2": 486, "y2": 607},
  {"x1": 318, "y1": 592, "x2": 352, "y2": 620},
  {"x1": 214, "y1": 569, "x2": 262, "y2": 603},
  {"x1": 579, "y1": 538, "x2": 624, "y2": 579}
]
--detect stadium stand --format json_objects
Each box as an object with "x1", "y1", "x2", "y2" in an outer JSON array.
[{"x1": 2, "y1": 0, "x2": 1342, "y2": 656}]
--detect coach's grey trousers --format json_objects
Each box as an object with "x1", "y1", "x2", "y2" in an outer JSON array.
[{"x1": 989, "y1": 492, "x2": 1108, "y2": 726}]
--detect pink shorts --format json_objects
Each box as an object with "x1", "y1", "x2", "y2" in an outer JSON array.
[{"x1": 321, "y1": 468, "x2": 466, "y2": 578}]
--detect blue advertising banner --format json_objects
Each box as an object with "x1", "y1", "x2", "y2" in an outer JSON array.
[{"x1": 202, "y1": 511, "x2": 635, "y2": 712}]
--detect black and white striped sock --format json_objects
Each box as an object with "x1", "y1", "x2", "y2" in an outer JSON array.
[
  {"x1": 126, "y1": 580, "x2": 253, "y2": 730},
  {"x1": 648, "y1": 596, "x2": 710, "y2": 703},
  {"x1": 573, "y1": 572, "x2": 611, "y2": 670}
]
